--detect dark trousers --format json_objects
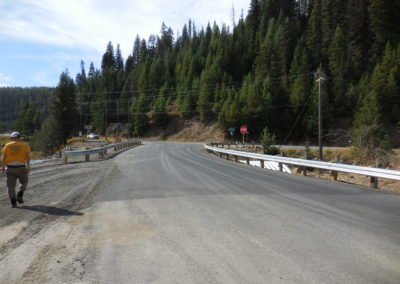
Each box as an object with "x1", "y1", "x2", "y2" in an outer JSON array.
[{"x1": 6, "y1": 167, "x2": 28, "y2": 199}]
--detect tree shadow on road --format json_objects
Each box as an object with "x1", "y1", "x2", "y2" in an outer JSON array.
[{"x1": 18, "y1": 205, "x2": 83, "y2": 216}]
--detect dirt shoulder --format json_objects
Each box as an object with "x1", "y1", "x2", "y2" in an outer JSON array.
[
  {"x1": 0, "y1": 140, "x2": 139, "y2": 282},
  {"x1": 0, "y1": 154, "x2": 121, "y2": 282}
]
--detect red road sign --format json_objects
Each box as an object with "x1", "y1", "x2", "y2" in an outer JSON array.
[{"x1": 240, "y1": 125, "x2": 247, "y2": 134}]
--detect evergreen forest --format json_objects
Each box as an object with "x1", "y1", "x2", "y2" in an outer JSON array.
[{"x1": 3, "y1": 0, "x2": 400, "y2": 159}]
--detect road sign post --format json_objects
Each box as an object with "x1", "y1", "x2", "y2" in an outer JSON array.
[
  {"x1": 240, "y1": 125, "x2": 248, "y2": 144},
  {"x1": 227, "y1": 127, "x2": 235, "y2": 138}
]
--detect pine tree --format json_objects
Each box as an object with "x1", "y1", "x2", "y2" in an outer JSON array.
[
  {"x1": 260, "y1": 127, "x2": 278, "y2": 154},
  {"x1": 306, "y1": 0, "x2": 322, "y2": 65},
  {"x1": 152, "y1": 95, "x2": 169, "y2": 129},
  {"x1": 101, "y1": 42, "x2": 116, "y2": 71},
  {"x1": 32, "y1": 117, "x2": 62, "y2": 154},
  {"x1": 130, "y1": 94, "x2": 149, "y2": 136},
  {"x1": 351, "y1": 90, "x2": 385, "y2": 161},
  {"x1": 52, "y1": 70, "x2": 78, "y2": 144},
  {"x1": 115, "y1": 44, "x2": 124, "y2": 71},
  {"x1": 345, "y1": 0, "x2": 371, "y2": 79},
  {"x1": 368, "y1": 0, "x2": 400, "y2": 57},
  {"x1": 16, "y1": 101, "x2": 35, "y2": 136},
  {"x1": 88, "y1": 62, "x2": 96, "y2": 77},
  {"x1": 369, "y1": 42, "x2": 400, "y2": 123},
  {"x1": 328, "y1": 26, "x2": 350, "y2": 113},
  {"x1": 321, "y1": 0, "x2": 345, "y2": 58},
  {"x1": 289, "y1": 36, "x2": 312, "y2": 113}
]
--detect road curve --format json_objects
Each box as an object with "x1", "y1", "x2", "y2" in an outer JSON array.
[{"x1": 1, "y1": 141, "x2": 399, "y2": 283}]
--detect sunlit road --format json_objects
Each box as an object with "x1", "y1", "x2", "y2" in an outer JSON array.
[
  {"x1": 1, "y1": 141, "x2": 399, "y2": 283},
  {"x1": 88, "y1": 141, "x2": 400, "y2": 283}
]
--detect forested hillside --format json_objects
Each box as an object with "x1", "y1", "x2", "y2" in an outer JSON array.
[
  {"x1": 5, "y1": 0, "x2": 400, "y2": 159},
  {"x1": 0, "y1": 87, "x2": 51, "y2": 133}
]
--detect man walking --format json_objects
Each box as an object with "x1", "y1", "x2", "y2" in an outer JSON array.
[{"x1": 1, "y1": 132, "x2": 31, "y2": 208}]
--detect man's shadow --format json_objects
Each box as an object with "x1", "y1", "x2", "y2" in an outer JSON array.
[{"x1": 18, "y1": 205, "x2": 83, "y2": 216}]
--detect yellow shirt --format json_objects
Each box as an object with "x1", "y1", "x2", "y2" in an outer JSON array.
[{"x1": 1, "y1": 141, "x2": 31, "y2": 166}]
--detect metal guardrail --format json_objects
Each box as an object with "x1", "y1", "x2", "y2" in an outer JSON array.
[
  {"x1": 205, "y1": 144, "x2": 400, "y2": 188},
  {"x1": 62, "y1": 140, "x2": 141, "y2": 163}
]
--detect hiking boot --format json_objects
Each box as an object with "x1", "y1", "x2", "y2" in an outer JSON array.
[
  {"x1": 17, "y1": 191, "x2": 24, "y2": 204},
  {"x1": 10, "y1": 198, "x2": 17, "y2": 208}
]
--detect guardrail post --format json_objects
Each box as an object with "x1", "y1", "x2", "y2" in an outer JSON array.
[
  {"x1": 62, "y1": 151, "x2": 68, "y2": 164},
  {"x1": 331, "y1": 171, "x2": 338, "y2": 181},
  {"x1": 234, "y1": 155, "x2": 238, "y2": 163},
  {"x1": 279, "y1": 162, "x2": 283, "y2": 172},
  {"x1": 85, "y1": 154, "x2": 90, "y2": 162},
  {"x1": 246, "y1": 157, "x2": 250, "y2": 165},
  {"x1": 370, "y1": 176, "x2": 378, "y2": 188},
  {"x1": 302, "y1": 167, "x2": 307, "y2": 176},
  {"x1": 225, "y1": 154, "x2": 229, "y2": 160},
  {"x1": 104, "y1": 149, "x2": 107, "y2": 155},
  {"x1": 219, "y1": 152, "x2": 222, "y2": 158},
  {"x1": 260, "y1": 160, "x2": 264, "y2": 168}
]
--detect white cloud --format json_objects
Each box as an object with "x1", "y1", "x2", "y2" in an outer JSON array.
[
  {"x1": 0, "y1": 0, "x2": 249, "y2": 58},
  {"x1": 0, "y1": 73, "x2": 13, "y2": 86}
]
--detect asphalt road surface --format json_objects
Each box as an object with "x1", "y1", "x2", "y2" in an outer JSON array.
[{"x1": 0, "y1": 141, "x2": 399, "y2": 283}]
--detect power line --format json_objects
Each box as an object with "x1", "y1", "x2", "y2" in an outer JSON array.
[{"x1": 0, "y1": 73, "x2": 316, "y2": 120}]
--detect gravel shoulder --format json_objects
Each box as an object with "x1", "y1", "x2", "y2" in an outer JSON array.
[{"x1": 0, "y1": 147, "x2": 123, "y2": 283}]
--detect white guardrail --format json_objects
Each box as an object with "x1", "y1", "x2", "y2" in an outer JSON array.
[
  {"x1": 62, "y1": 140, "x2": 141, "y2": 163},
  {"x1": 204, "y1": 144, "x2": 400, "y2": 188}
]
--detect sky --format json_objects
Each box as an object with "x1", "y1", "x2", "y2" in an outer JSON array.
[{"x1": 0, "y1": 0, "x2": 250, "y2": 88}]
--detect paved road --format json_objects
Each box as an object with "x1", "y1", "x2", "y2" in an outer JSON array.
[{"x1": 1, "y1": 141, "x2": 399, "y2": 283}]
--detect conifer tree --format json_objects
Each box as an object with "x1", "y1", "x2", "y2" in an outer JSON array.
[
  {"x1": 16, "y1": 101, "x2": 35, "y2": 136},
  {"x1": 368, "y1": 0, "x2": 400, "y2": 57},
  {"x1": 52, "y1": 70, "x2": 78, "y2": 144},
  {"x1": 130, "y1": 94, "x2": 149, "y2": 135},
  {"x1": 345, "y1": 0, "x2": 371, "y2": 79},
  {"x1": 152, "y1": 95, "x2": 169, "y2": 129},
  {"x1": 115, "y1": 44, "x2": 124, "y2": 71},
  {"x1": 32, "y1": 117, "x2": 62, "y2": 154},
  {"x1": 101, "y1": 42, "x2": 116, "y2": 71},
  {"x1": 351, "y1": 90, "x2": 385, "y2": 161},
  {"x1": 328, "y1": 26, "x2": 350, "y2": 113},
  {"x1": 306, "y1": 0, "x2": 322, "y2": 64}
]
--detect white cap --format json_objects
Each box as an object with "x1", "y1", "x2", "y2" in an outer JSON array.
[{"x1": 10, "y1": 132, "x2": 20, "y2": 138}]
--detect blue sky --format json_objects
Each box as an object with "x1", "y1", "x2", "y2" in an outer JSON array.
[{"x1": 0, "y1": 0, "x2": 250, "y2": 88}]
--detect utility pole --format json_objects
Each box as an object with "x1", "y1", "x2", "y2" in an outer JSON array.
[
  {"x1": 105, "y1": 101, "x2": 108, "y2": 141},
  {"x1": 315, "y1": 70, "x2": 326, "y2": 161},
  {"x1": 128, "y1": 98, "x2": 131, "y2": 124}
]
